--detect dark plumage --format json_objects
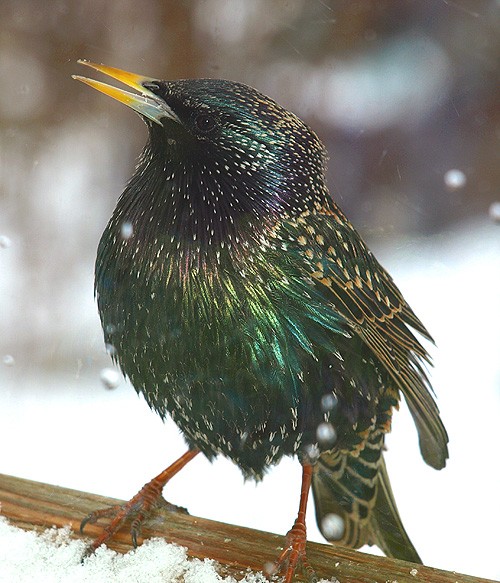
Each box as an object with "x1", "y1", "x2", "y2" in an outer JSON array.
[{"x1": 74, "y1": 61, "x2": 448, "y2": 579}]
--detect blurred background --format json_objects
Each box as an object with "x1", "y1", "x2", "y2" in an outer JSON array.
[{"x1": 0, "y1": 0, "x2": 499, "y2": 580}]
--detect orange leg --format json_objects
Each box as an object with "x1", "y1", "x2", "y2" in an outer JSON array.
[
  {"x1": 272, "y1": 462, "x2": 316, "y2": 582},
  {"x1": 81, "y1": 448, "x2": 199, "y2": 552}
]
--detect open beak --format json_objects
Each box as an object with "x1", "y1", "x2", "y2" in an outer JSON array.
[{"x1": 72, "y1": 60, "x2": 179, "y2": 126}]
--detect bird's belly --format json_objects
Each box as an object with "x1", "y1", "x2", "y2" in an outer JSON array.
[
  {"x1": 165, "y1": 379, "x2": 304, "y2": 479},
  {"x1": 107, "y1": 307, "x2": 311, "y2": 478},
  {"x1": 135, "y1": 355, "x2": 306, "y2": 479},
  {"x1": 98, "y1": 259, "x2": 343, "y2": 477}
]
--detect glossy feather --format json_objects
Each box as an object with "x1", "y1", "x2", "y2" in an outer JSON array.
[{"x1": 93, "y1": 76, "x2": 448, "y2": 560}]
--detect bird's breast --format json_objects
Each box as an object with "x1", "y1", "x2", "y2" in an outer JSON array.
[{"x1": 96, "y1": 233, "x2": 305, "y2": 468}]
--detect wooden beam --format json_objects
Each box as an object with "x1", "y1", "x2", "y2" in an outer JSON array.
[{"x1": 0, "y1": 473, "x2": 490, "y2": 582}]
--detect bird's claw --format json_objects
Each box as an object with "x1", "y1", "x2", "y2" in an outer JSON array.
[
  {"x1": 80, "y1": 500, "x2": 142, "y2": 553},
  {"x1": 154, "y1": 497, "x2": 189, "y2": 515},
  {"x1": 269, "y1": 522, "x2": 318, "y2": 583},
  {"x1": 80, "y1": 504, "x2": 123, "y2": 534},
  {"x1": 80, "y1": 493, "x2": 188, "y2": 553}
]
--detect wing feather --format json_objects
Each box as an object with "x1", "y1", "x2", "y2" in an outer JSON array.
[{"x1": 282, "y1": 207, "x2": 449, "y2": 469}]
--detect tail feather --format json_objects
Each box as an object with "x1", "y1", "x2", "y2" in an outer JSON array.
[
  {"x1": 368, "y1": 455, "x2": 421, "y2": 563},
  {"x1": 312, "y1": 432, "x2": 421, "y2": 563}
]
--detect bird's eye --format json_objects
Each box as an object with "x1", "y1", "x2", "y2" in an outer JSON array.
[{"x1": 194, "y1": 113, "x2": 217, "y2": 133}]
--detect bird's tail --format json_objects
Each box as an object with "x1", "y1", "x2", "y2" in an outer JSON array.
[{"x1": 311, "y1": 430, "x2": 421, "y2": 564}]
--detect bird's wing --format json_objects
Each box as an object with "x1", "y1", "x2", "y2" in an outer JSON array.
[{"x1": 279, "y1": 207, "x2": 449, "y2": 469}]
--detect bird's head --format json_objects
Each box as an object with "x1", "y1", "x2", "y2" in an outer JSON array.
[{"x1": 74, "y1": 61, "x2": 330, "y2": 245}]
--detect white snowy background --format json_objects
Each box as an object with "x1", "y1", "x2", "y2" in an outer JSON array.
[{"x1": 0, "y1": 2, "x2": 499, "y2": 581}]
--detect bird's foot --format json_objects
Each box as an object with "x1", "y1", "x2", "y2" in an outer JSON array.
[
  {"x1": 80, "y1": 479, "x2": 188, "y2": 553},
  {"x1": 270, "y1": 521, "x2": 317, "y2": 583},
  {"x1": 80, "y1": 449, "x2": 199, "y2": 555}
]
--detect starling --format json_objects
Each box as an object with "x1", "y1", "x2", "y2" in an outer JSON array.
[{"x1": 74, "y1": 61, "x2": 448, "y2": 581}]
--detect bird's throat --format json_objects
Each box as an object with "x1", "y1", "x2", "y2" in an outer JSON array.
[{"x1": 114, "y1": 142, "x2": 287, "y2": 255}]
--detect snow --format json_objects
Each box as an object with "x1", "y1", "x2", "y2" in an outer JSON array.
[
  {"x1": 0, "y1": 219, "x2": 499, "y2": 581},
  {"x1": 443, "y1": 169, "x2": 467, "y2": 191},
  {"x1": 0, "y1": 518, "x2": 275, "y2": 583},
  {"x1": 489, "y1": 202, "x2": 500, "y2": 223}
]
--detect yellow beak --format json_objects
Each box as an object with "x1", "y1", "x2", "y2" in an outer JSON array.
[{"x1": 72, "y1": 60, "x2": 179, "y2": 125}]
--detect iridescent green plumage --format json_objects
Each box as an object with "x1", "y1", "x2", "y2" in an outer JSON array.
[{"x1": 90, "y1": 73, "x2": 448, "y2": 565}]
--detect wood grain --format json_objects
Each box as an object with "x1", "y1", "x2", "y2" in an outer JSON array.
[{"x1": 0, "y1": 473, "x2": 492, "y2": 582}]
